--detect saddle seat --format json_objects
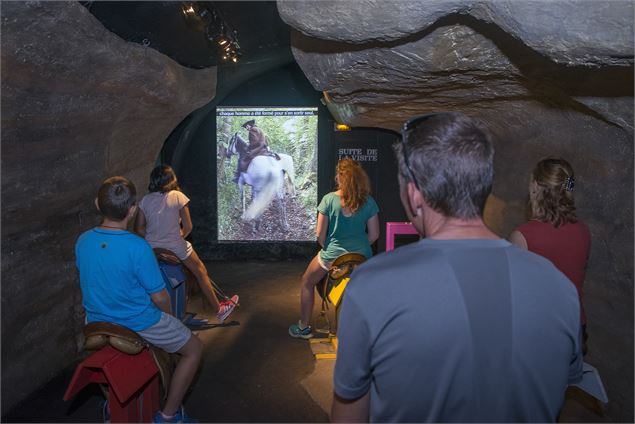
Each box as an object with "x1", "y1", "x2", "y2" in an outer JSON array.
[
  {"x1": 316, "y1": 252, "x2": 366, "y2": 307},
  {"x1": 83, "y1": 321, "x2": 146, "y2": 355},
  {"x1": 267, "y1": 151, "x2": 281, "y2": 160},
  {"x1": 153, "y1": 248, "x2": 192, "y2": 273},
  {"x1": 247, "y1": 151, "x2": 280, "y2": 167}
]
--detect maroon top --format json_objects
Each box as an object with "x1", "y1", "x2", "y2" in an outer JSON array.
[{"x1": 516, "y1": 220, "x2": 591, "y2": 324}]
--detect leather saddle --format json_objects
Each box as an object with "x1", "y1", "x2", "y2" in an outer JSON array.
[
  {"x1": 268, "y1": 151, "x2": 281, "y2": 160},
  {"x1": 153, "y1": 248, "x2": 183, "y2": 267},
  {"x1": 83, "y1": 321, "x2": 146, "y2": 354},
  {"x1": 316, "y1": 252, "x2": 366, "y2": 306}
]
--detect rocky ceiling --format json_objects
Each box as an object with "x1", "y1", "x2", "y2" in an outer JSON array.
[{"x1": 278, "y1": 0, "x2": 633, "y2": 131}]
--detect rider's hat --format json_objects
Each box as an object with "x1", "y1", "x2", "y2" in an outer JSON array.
[{"x1": 242, "y1": 119, "x2": 256, "y2": 128}]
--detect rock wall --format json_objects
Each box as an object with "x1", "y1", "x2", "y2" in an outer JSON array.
[
  {"x1": 278, "y1": 0, "x2": 634, "y2": 420},
  {"x1": 0, "y1": 1, "x2": 216, "y2": 412}
]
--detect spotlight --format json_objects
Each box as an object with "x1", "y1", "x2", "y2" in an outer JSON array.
[
  {"x1": 181, "y1": 2, "x2": 196, "y2": 16},
  {"x1": 182, "y1": 2, "x2": 242, "y2": 64}
]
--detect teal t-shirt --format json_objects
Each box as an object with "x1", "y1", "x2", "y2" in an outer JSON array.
[
  {"x1": 317, "y1": 192, "x2": 379, "y2": 262},
  {"x1": 75, "y1": 228, "x2": 165, "y2": 331}
]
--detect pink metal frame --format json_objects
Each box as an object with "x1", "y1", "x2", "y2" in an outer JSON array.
[{"x1": 385, "y1": 222, "x2": 419, "y2": 251}]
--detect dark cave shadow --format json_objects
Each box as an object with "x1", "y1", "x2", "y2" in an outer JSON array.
[{"x1": 1, "y1": 361, "x2": 104, "y2": 422}]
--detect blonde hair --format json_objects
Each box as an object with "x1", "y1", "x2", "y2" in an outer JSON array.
[
  {"x1": 529, "y1": 157, "x2": 577, "y2": 227},
  {"x1": 336, "y1": 158, "x2": 371, "y2": 214}
]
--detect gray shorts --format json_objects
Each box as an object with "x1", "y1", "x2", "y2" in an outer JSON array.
[{"x1": 137, "y1": 312, "x2": 192, "y2": 353}]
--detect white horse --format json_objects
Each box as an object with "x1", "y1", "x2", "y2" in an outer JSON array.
[
  {"x1": 226, "y1": 133, "x2": 295, "y2": 231},
  {"x1": 227, "y1": 133, "x2": 296, "y2": 195}
]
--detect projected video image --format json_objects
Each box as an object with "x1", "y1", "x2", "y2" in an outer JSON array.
[{"x1": 217, "y1": 107, "x2": 318, "y2": 241}]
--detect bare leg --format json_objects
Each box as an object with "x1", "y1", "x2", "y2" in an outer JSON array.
[
  {"x1": 182, "y1": 250, "x2": 221, "y2": 309},
  {"x1": 162, "y1": 334, "x2": 203, "y2": 416},
  {"x1": 300, "y1": 255, "x2": 328, "y2": 327}
]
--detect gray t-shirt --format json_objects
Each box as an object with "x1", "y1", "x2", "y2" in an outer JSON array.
[{"x1": 334, "y1": 238, "x2": 583, "y2": 423}]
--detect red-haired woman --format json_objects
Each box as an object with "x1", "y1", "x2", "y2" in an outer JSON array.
[{"x1": 289, "y1": 158, "x2": 380, "y2": 339}]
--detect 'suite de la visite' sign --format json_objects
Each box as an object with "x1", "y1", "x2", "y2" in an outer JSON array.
[{"x1": 338, "y1": 148, "x2": 378, "y2": 162}]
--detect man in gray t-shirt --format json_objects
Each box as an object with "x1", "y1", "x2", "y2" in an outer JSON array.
[{"x1": 331, "y1": 113, "x2": 583, "y2": 423}]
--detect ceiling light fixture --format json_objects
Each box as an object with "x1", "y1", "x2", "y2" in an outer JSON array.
[
  {"x1": 181, "y1": 2, "x2": 196, "y2": 16},
  {"x1": 181, "y1": 2, "x2": 241, "y2": 64}
]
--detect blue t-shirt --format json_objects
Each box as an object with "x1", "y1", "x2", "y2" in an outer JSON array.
[
  {"x1": 75, "y1": 228, "x2": 165, "y2": 331},
  {"x1": 334, "y1": 238, "x2": 583, "y2": 423},
  {"x1": 317, "y1": 192, "x2": 379, "y2": 262}
]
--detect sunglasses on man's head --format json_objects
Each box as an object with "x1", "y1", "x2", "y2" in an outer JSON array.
[{"x1": 400, "y1": 113, "x2": 438, "y2": 191}]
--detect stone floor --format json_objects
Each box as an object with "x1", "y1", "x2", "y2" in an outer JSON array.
[{"x1": 2, "y1": 260, "x2": 610, "y2": 423}]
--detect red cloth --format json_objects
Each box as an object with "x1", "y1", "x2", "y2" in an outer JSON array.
[{"x1": 516, "y1": 220, "x2": 590, "y2": 324}]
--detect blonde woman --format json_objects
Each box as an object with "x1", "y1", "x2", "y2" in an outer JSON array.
[
  {"x1": 289, "y1": 158, "x2": 380, "y2": 339},
  {"x1": 510, "y1": 157, "x2": 590, "y2": 351}
]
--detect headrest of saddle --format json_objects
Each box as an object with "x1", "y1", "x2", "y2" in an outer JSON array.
[
  {"x1": 153, "y1": 248, "x2": 181, "y2": 265},
  {"x1": 328, "y1": 252, "x2": 366, "y2": 281},
  {"x1": 83, "y1": 322, "x2": 147, "y2": 355}
]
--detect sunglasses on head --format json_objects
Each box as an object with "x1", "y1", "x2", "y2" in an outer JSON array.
[{"x1": 400, "y1": 113, "x2": 438, "y2": 190}]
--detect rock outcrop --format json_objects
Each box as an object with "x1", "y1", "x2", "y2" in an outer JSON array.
[
  {"x1": 278, "y1": 0, "x2": 633, "y2": 420},
  {"x1": 279, "y1": 0, "x2": 633, "y2": 64},
  {"x1": 1, "y1": 1, "x2": 216, "y2": 411},
  {"x1": 279, "y1": 0, "x2": 633, "y2": 129}
]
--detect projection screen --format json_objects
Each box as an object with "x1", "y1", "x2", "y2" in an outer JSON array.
[{"x1": 216, "y1": 106, "x2": 318, "y2": 241}]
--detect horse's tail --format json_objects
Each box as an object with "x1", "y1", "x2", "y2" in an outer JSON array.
[
  {"x1": 282, "y1": 155, "x2": 296, "y2": 196},
  {"x1": 242, "y1": 169, "x2": 279, "y2": 221}
]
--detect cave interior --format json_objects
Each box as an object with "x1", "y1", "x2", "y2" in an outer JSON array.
[{"x1": 1, "y1": 1, "x2": 633, "y2": 422}]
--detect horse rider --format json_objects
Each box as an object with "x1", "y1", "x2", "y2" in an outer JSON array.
[{"x1": 233, "y1": 119, "x2": 280, "y2": 183}]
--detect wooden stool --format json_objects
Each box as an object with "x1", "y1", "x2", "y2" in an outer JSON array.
[{"x1": 63, "y1": 345, "x2": 160, "y2": 422}]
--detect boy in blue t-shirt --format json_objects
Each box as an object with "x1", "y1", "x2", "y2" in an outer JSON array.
[{"x1": 76, "y1": 176, "x2": 202, "y2": 423}]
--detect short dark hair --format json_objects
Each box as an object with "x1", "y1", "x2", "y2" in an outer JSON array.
[
  {"x1": 148, "y1": 165, "x2": 179, "y2": 193},
  {"x1": 394, "y1": 112, "x2": 494, "y2": 219},
  {"x1": 97, "y1": 176, "x2": 136, "y2": 221}
]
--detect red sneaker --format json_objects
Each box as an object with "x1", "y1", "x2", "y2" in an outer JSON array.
[{"x1": 216, "y1": 298, "x2": 237, "y2": 322}]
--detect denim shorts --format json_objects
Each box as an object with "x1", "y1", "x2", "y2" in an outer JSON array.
[
  {"x1": 317, "y1": 254, "x2": 332, "y2": 272},
  {"x1": 137, "y1": 312, "x2": 192, "y2": 353}
]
